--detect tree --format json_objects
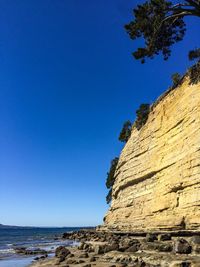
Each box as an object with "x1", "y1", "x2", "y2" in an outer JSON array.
[
  {"x1": 106, "y1": 189, "x2": 112, "y2": 205},
  {"x1": 125, "y1": 0, "x2": 200, "y2": 63},
  {"x1": 118, "y1": 120, "x2": 132, "y2": 143},
  {"x1": 171, "y1": 72, "x2": 182, "y2": 87},
  {"x1": 135, "y1": 104, "x2": 150, "y2": 130},
  {"x1": 189, "y1": 48, "x2": 200, "y2": 61},
  {"x1": 106, "y1": 157, "x2": 119, "y2": 189},
  {"x1": 106, "y1": 157, "x2": 119, "y2": 204}
]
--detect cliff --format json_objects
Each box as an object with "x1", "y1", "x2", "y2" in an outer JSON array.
[{"x1": 104, "y1": 78, "x2": 200, "y2": 232}]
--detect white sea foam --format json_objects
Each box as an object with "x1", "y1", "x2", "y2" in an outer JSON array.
[{"x1": 0, "y1": 248, "x2": 15, "y2": 254}]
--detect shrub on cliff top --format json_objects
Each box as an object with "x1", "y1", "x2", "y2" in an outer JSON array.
[
  {"x1": 188, "y1": 48, "x2": 200, "y2": 85},
  {"x1": 189, "y1": 49, "x2": 200, "y2": 61},
  {"x1": 188, "y1": 61, "x2": 200, "y2": 85},
  {"x1": 135, "y1": 104, "x2": 150, "y2": 130},
  {"x1": 171, "y1": 73, "x2": 182, "y2": 88},
  {"x1": 118, "y1": 120, "x2": 132, "y2": 143}
]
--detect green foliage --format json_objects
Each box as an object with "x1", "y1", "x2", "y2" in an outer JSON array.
[
  {"x1": 106, "y1": 157, "x2": 119, "y2": 204},
  {"x1": 106, "y1": 189, "x2": 112, "y2": 204},
  {"x1": 125, "y1": 0, "x2": 200, "y2": 63},
  {"x1": 188, "y1": 50, "x2": 200, "y2": 84},
  {"x1": 171, "y1": 73, "x2": 182, "y2": 88},
  {"x1": 188, "y1": 61, "x2": 200, "y2": 85},
  {"x1": 106, "y1": 157, "x2": 119, "y2": 189},
  {"x1": 189, "y1": 48, "x2": 200, "y2": 61},
  {"x1": 118, "y1": 120, "x2": 132, "y2": 143},
  {"x1": 135, "y1": 104, "x2": 150, "y2": 130}
]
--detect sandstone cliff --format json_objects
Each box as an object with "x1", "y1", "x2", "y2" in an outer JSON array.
[{"x1": 104, "y1": 78, "x2": 200, "y2": 232}]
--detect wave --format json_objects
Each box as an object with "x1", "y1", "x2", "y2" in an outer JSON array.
[
  {"x1": 0, "y1": 248, "x2": 15, "y2": 254},
  {"x1": 0, "y1": 227, "x2": 80, "y2": 260}
]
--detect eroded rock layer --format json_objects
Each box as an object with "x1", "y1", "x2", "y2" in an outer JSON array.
[{"x1": 104, "y1": 79, "x2": 200, "y2": 232}]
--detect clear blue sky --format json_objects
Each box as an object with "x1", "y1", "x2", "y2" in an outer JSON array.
[{"x1": 0, "y1": 0, "x2": 199, "y2": 227}]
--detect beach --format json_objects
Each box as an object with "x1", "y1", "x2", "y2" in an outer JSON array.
[{"x1": 27, "y1": 230, "x2": 200, "y2": 267}]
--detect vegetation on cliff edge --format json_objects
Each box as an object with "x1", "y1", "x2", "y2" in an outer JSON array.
[
  {"x1": 125, "y1": 0, "x2": 200, "y2": 63},
  {"x1": 106, "y1": 157, "x2": 119, "y2": 204},
  {"x1": 118, "y1": 120, "x2": 132, "y2": 143}
]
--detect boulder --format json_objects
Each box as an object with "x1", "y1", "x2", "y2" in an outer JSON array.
[
  {"x1": 89, "y1": 256, "x2": 96, "y2": 262},
  {"x1": 190, "y1": 236, "x2": 200, "y2": 245},
  {"x1": 169, "y1": 261, "x2": 191, "y2": 267},
  {"x1": 15, "y1": 247, "x2": 47, "y2": 256},
  {"x1": 140, "y1": 242, "x2": 159, "y2": 251},
  {"x1": 125, "y1": 243, "x2": 140, "y2": 253},
  {"x1": 78, "y1": 252, "x2": 89, "y2": 258},
  {"x1": 65, "y1": 258, "x2": 77, "y2": 264},
  {"x1": 104, "y1": 242, "x2": 119, "y2": 253},
  {"x1": 146, "y1": 233, "x2": 157, "y2": 242},
  {"x1": 78, "y1": 260, "x2": 85, "y2": 264},
  {"x1": 158, "y1": 234, "x2": 171, "y2": 241},
  {"x1": 174, "y1": 239, "x2": 192, "y2": 254},
  {"x1": 94, "y1": 244, "x2": 106, "y2": 254},
  {"x1": 157, "y1": 243, "x2": 173, "y2": 252},
  {"x1": 78, "y1": 242, "x2": 85, "y2": 250},
  {"x1": 119, "y1": 238, "x2": 140, "y2": 252},
  {"x1": 193, "y1": 244, "x2": 200, "y2": 254},
  {"x1": 55, "y1": 246, "x2": 70, "y2": 261}
]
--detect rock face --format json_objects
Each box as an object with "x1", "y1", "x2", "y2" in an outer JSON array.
[{"x1": 104, "y1": 78, "x2": 200, "y2": 232}]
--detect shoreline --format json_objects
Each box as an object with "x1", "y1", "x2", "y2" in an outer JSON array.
[
  {"x1": 0, "y1": 226, "x2": 81, "y2": 267},
  {"x1": 28, "y1": 229, "x2": 200, "y2": 267},
  {"x1": 0, "y1": 256, "x2": 36, "y2": 267}
]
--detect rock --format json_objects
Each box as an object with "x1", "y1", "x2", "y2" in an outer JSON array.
[
  {"x1": 66, "y1": 253, "x2": 74, "y2": 258},
  {"x1": 65, "y1": 259, "x2": 77, "y2": 264},
  {"x1": 104, "y1": 242, "x2": 119, "y2": 253},
  {"x1": 174, "y1": 239, "x2": 192, "y2": 254},
  {"x1": 125, "y1": 243, "x2": 140, "y2": 252},
  {"x1": 119, "y1": 238, "x2": 140, "y2": 251},
  {"x1": 83, "y1": 243, "x2": 90, "y2": 250},
  {"x1": 78, "y1": 252, "x2": 89, "y2": 258},
  {"x1": 118, "y1": 263, "x2": 128, "y2": 267},
  {"x1": 102, "y1": 79, "x2": 200, "y2": 232},
  {"x1": 39, "y1": 255, "x2": 47, "y2": 260},
  {"x1": 189, "y1": 235, "x2": 200, "y2": 245},
  {"x1": 169, "y1": 262, "x2": 191, "y2": 267},
  {"x1": 78, "y1": 242, "x2": 85, "y2": 250},
  {"x1": 157, "y1": 243, "x2": 173, "y2": 252},
  {"x1": 94, "y1": 244, "x2": 105, "y2": 254},
  {"x1": 146, "y1": 233, "x2": 157, "y2": 242},
  {"x1": 157, "y1": 234, "x2": 171, "y2": 241},
  {"x1": 55, "y1": 246, "x2": 70, "y2": 261},
  {"x1": 14, "y1": 247, "x2": 48, "y2": 256},
  {"x1": 14, "y1": 247, "x2": 26, "y2": 254},
  {"x1": 140, "y1": 242, "x2": 159, "y2": 251},
  {"x1": 78, "y1": 260, "x2": 85, "y2": 263},
  {"x1": 89, "y1": 256, "x2": 96, "y2": 262},
  {"x1": 193, "y1": 244, "x2": 200, "y2": 253},
  {"x1": 82, "y1": 265, "x2": 91, "y2": 267}
]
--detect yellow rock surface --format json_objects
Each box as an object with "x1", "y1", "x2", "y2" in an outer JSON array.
[{"x1": 104, "y1": 79, "x2": 200, "y2": 231}]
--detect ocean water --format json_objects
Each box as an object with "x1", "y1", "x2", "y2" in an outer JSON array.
[{"x1": 0, "y1": 227, "x2": 81, "y2": 267}]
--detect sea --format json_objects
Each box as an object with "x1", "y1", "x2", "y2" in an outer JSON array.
[{"x1": 0, "y1": 227, "x2": 82, "y2": 267}]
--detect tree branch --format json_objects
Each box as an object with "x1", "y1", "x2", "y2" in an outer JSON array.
[
  {"x1": 185, "y1": 0, "x2": 200, "y2": 10},
  {"x1": 165, "y1": 8, "x2": 200, "y2": 20},
  {"x1": 164, "y1": 11, "x2": 196, "y2": 21}
]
